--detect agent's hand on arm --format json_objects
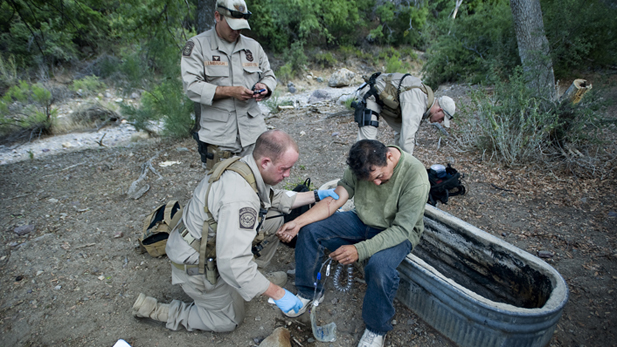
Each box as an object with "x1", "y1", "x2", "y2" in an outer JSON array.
[{"x1": 329, "y1": 245, "x2": 359, "y2": 265}]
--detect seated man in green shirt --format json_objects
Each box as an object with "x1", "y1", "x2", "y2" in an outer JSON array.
[{"x1": 276, "y1": 139, "x2": 430, "y2": 347}]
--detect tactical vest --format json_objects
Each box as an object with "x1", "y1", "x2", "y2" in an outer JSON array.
[
  {"x1": 365, "y1": 73, "x2": 434, "y2": 119},
  {"x1": 176, "y1": 156, "x2": 266, "y2": 283}
]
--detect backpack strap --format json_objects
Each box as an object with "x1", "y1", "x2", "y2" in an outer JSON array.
[{"x1": 195, "y1": 157, "x2": 259, "y2": 274}]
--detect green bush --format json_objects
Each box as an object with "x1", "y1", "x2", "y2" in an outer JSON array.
[
  {"x1": 422, "y1": 0, "x2": 518, "y2": 87},
  {"x1": 456, "y1": 67, "x2": 603, "y2": 167},
  {"x1": 122, "y1": 78, "x2": 193, "y2": 139},
  {"x1": 0, "y1": 80, "x2": 56, "y2": 138},
  {"x1": 370, "y1": 2, "x2": 429, "y2": 46},
  {"x1": 70, "y1": 76, "x2": 106, "y2": 97},
  {"x1": 313, "y1": 52, "x2": 337, "y2": 68}
]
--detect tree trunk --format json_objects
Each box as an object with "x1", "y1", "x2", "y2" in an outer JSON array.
[
  {"x1": 196, "y1": 0, "x2": 216, "y2": 34},
  {"x1": 510, "y1": 0, "x2": 556, "y2": 101}
]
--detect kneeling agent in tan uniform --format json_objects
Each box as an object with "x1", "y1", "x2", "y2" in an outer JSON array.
[{"x1": 132, "y1": 130, "x2": 339, "y2": 332}]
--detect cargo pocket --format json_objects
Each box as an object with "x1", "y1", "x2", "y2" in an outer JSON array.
[
  {"x1": 241, "y1": 53, "x2": 261, "y2": 88},
  {"x1": 205, "y1": 63, "x2": 229, "y2": 84}
]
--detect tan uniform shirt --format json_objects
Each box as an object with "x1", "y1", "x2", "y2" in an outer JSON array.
[
  {"x1": 166, "y1": 155, "x2": 296, "y2": 301},
  {"x1": 357, "y1": 73, "x2": 430, "y2": 154},
  {"x1": 181, "y1": 28, "x2": 277, "y2": 151}
]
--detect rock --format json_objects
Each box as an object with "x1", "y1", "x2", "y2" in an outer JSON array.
[
  {"x1": 176, "y1": 147, "x2": 189, "y2": 152},
  {"x1": 130, "y1": 92, "x2": 140, "y2": 99},
  {"x1": 288, "y1": 86, "x2": 296, "y2": 94},
  {"x1": 258, "y1": 327, "x2": 291, "y2": 347},
  {"x1": 113, "y1": 232, "x2": 123, "y2": 238},
  {"x1": 332, "y1": 132, "x2": 339, "y2": 136},
  {"x1": 316, "y1": 77, "x2": 324, "y2": 83},
  {"x1": 105, "y1": 92, "x2": 112, "y2": 98},
  {"x1": 608, "y1": 211, "x2": 617, "y2": 218},
  {"x1": 537, "y1": 251, "x2": 554, "y2": 258},
  {"x1": 328, "y1": 68, "x2": 355, "y2": 88},
  {"x1": 14, "y1": 224, "x2": 35, "y2": 236},
  {"x1": 48, "y1": 198, "x2": 59, "y2": 203},
  {"x1": 308, "y1": 89, "x2": 331, "y2": 104}
]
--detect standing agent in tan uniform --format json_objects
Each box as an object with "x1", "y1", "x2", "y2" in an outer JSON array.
[
  {"x1": 352, "y1": 72, "x2": 456, "y2": 155},
  {"x1": 132, "y1": 130, "x2": 339, "y2": 332},
  {"x1": 181, "y1": 0, "x2": 276, "y2": 169}
]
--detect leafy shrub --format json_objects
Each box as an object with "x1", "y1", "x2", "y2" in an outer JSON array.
[
  {"x1": 122, "y1": 78, "x2": 193, "y2": 139},
  {"x1": 70, "y1": 76, "x2": 106, "y2": 97},
  {"x1": 456, "y1": 67, "x2": 604, "y2": 168},
  {"x1": 422, "y1": 0, "x2": 518, "y2": 87},
  {"x1": 0, "y1": 55, "x2": 19, "y2": 91},
  {"x1": 0, "y1": 80, "x2": 56, "y2": 140},
  {"x1": 370, "y1": 2, "x2": 429, "y2": 46},
  {"x1": 313, "y1": 52, "x2": 337, "y2": 68}
]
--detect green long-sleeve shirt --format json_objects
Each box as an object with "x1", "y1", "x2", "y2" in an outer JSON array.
[{"x1": 338, "y1": 147, "x2": 430, "y2": 261}]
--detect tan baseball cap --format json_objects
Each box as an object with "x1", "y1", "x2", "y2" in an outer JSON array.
[
  {"x1": 216, "y1": 0, "x2": 251, "y2": 30},
  {"x1": 439, "y1": 96, "x2": 455, "y2": 128}
]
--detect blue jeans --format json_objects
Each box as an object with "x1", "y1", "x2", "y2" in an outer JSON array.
[{"x1": 295, "y1": 211, "x2": 412, "y2": 335}]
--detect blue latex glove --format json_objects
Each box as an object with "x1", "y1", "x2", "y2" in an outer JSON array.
[
  {"x1": 274, "y1": 289, "x2": 303, "y2": 314},
  {"x1": 317, "y1": 189, "x2": 339, "y2": 200}
]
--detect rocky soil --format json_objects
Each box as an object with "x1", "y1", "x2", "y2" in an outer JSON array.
[{"x1": 0, "y1": 68, "x2": 616, "y2": 347}]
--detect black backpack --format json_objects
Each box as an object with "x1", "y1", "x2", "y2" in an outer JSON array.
[{"x1": 427, "y1": 164, "x2": 466, "y2": 206}]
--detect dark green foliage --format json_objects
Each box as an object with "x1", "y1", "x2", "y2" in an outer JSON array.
[
  {"x1": 369, "y1": 2, "x2": 428, "y2": 46},
  {"x1": 422, "y1": 0, "x2": 518, "y2": 87},
  {"x1": 542, "y1": 0, "x2": 617, "y2": 76},
  {"x1": 0, "y1": 0, "x2": 110, "y2": 66},
  {"x1": 422, "y1": 0, "x2": 617, "y2": 85},
  {"x1": 246, "y1": 0, "x2": 371, "y2": 52}
]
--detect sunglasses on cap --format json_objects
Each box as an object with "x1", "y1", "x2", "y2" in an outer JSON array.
[{"x1": 217, "y1": 5, "x2": 252, "y2": 20}]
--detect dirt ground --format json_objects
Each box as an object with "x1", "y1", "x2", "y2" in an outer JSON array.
[{"x1": 1, "y1": 74, "x2": 616, "y2": 347}]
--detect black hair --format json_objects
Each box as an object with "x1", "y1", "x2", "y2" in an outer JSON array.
[{"x1": 346, "y1": 140, "x2": 388, "y2": 180}]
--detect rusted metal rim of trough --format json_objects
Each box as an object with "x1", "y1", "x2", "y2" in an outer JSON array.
[{"x1": 397, "y1": 204, "x2": 569, "y2": 347}]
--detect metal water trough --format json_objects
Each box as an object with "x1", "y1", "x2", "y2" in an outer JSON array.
[{"x1": 397, "y1": 205, "x2": 569, "y2": 347}]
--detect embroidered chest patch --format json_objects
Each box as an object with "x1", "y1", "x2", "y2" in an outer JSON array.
[
  {"x1": 182, "y1": 41, "x2": 194, "y2": 57},
  {"x1": 213, "y1": 55, "x2": 220, "y2": 61},
  {"x1": 245, "y1": 50, "x2": 253, "y2": 62},
  {"x1": 239, "y1": 207, "x2": 257, "y2": 229}
]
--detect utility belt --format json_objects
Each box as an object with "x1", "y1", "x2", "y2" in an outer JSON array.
[
  {"x1": 171, "y1": 222, "x2": 220, "y2": 285},
  {"x1": 171, "y1": 219, "x2": 268, "y2": 285},
  {"x1": 192, "y1": 133, "x2": 234, "y2": 170}
]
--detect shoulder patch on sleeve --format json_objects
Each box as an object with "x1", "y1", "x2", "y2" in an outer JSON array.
[
  {"x1": 182, "y1": 41, "x2": 195, "y2": 57},
  {"x1": 239, "y1": 207, "x2": 257, "y2": 229}
]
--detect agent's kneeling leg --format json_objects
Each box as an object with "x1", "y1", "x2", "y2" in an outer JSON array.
[{"x1": 166, "y1": 266, "x2": 245, "y2": 332}]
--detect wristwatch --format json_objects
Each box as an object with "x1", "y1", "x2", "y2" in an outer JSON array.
[{"x1": 314, "y1": 190, "x2": 320, "y2": 202}]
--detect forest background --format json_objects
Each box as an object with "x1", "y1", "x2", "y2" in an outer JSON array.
[{"x1": 1, "y1": 0, "x2": 617, "y2": 174}]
